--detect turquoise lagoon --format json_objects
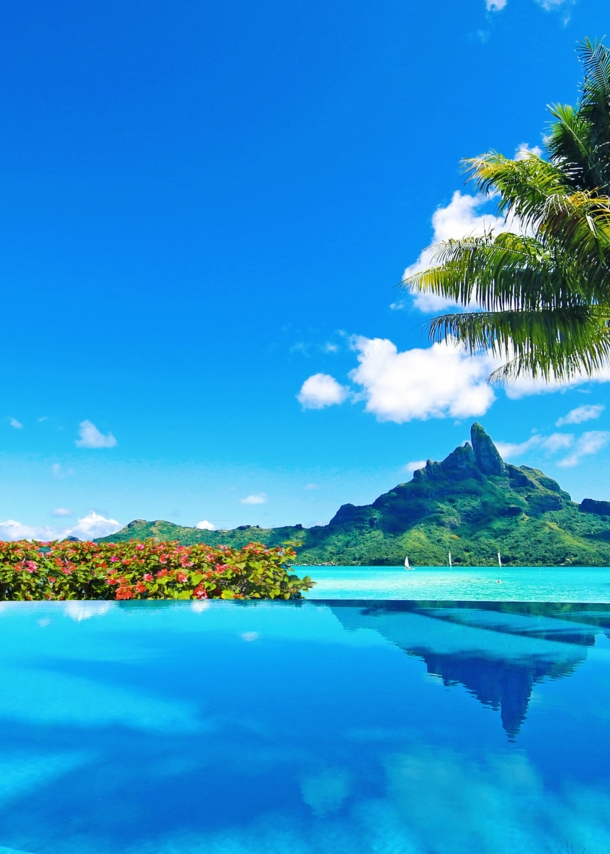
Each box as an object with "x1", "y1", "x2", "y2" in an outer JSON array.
[
  {"x1": 300, "y1": 564, "x2": 610, "y2": 602},
  {"x1": 0, "y1": 598, "x2": 610, "y2": 853}
]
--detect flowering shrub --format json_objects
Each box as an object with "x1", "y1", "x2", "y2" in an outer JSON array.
[{"x1": 0, "y1": 540, "x2": 313, "y2": 601}]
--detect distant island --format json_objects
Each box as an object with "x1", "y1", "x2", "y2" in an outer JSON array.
[{"x1": 97, "y1": 424, "x2": 610, "y2": 566}]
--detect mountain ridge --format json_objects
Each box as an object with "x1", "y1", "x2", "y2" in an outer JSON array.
[{"x1": 97, "y1": 424, "x2": 610, "y2": 566}]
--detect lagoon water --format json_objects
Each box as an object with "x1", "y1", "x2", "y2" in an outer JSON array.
[
  {"x1": 1, "y1": 599, "x2": 610, "y2": 853},
  {"x1": 300, "y1": 565, "x2": 610, "y2": 602}
]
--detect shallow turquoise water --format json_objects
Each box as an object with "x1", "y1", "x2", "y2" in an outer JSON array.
[
  {"x1": 0, "y1": 599, "x2": 610, "y2": 853},
  {"x1": 299, "y1": 565, "x2": 610, "y2": 601}
]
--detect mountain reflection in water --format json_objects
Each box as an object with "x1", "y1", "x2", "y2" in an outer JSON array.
[{"x1": 329, "y1": 601, "x2": 610, "y2": 739}]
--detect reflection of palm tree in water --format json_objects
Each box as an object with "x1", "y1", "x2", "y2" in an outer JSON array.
[{"x1": 329, "y1": 601, "x2": 607, "y2": 739}]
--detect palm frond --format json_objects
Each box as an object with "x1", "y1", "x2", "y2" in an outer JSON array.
[{"x1": 427, "y1": 306, "x2": 610, "y2": 382}]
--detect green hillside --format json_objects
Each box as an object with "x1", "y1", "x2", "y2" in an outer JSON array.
[{"x1": 97, "y1": 424, "x2": 610, "y2": 566}]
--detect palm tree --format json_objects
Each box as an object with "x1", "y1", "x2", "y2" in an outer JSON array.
[{"x1": 403, "y1": 39, "x2": 610, "y2": 383}]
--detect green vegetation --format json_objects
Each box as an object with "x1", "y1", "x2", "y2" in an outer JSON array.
[
  {"x1": 98, "y1": 424, "x2": 610, "y2": 567},
  {"x1": 0, "y1": 540, "x2": 312, "y2": 600},
  {"x1": 404, "y1": 39, "x2": 610, "y2": 383}
]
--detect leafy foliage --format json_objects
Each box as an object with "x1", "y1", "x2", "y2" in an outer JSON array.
[
  {"x1": 0, "y1": 540, "x2": 313, "y2": 601},
  {"x1": 403, "y1": 39, "x2": 610, "y2": 383}
]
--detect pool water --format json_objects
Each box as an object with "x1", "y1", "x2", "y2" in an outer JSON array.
[
  {"x1": 300, "y1": 565, "x2": 610, "y2": 601},
  {"x1": 1, "y1": 599, "x2": 610, "y2": 853}
]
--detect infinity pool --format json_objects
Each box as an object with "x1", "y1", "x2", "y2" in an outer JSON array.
[
  {"x1": 300, "y1": 565, "x2": 610, "y2": 601},
  {"x1": 0, "y1": 599, "x2": 609, "y2": 853}
]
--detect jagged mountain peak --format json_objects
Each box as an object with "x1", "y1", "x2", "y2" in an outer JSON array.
[{"x1": 471, "y1": 422, "x2": 506, "y2": 477}]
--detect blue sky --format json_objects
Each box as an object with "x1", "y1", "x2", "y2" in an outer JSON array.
[{"x1": 2, "y1": 0, "x2": 610, "y2": 539}]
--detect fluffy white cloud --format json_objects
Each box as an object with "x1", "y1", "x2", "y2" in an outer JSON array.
[
  {"x1": 298, "y1": 373, "x2": 350, "y2": 409},
  {"x1": 486, "y1": 0, "x2": 507, "y2": 9},
  {"x1": 9, "y1": 418, "x2": 23, "y2": 429},
  {"x1": 240, "y1": 493, "x2": 267, "y2": 505},
  {"x1": 556, "y1": 404, "x2": 605, "y2": 427},
  {"x1": 67, "y1": 512, "x2": 122, "y2": 540},
  {"x1": 195, "y1": 520, "x2": 215, "y2": 530},
  {"x1": 404, "y1": 460, "x2": 426, "y2": 474},
  {"x1": 402, "y1": 145, "x2": 540, "y2": 314},
  {"x1": 0, "y1": 512, "x2": 121, "y2": 542},
  {"x1": 75, "y1": 420, "x2": 117, "y2": 449},
  {"x1": 515, "y1": 142, "x2": 543, "y2": 159},
  {"x1": 0, "y1": 520, "x2": 57, "y2": 541},
  {"x1": 349, "y1": 336, "x2": 497, "y2": 423},
  {"x1": 51, "y1": 507, "x2": 74, "y2": 517},
  {"x1": 557, "y1": 431, "x2": 610, "y2": 468},
  {"x1": 401, "y1": 191, "x2": 510, "y2": 313}
]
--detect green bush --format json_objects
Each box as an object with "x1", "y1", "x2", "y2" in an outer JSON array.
[{"x1": 0, "y1": 540, "x2": 314, "y2": 601}]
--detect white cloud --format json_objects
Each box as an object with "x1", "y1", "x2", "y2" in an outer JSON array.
[
  {"x1": 496, "y1": 433, "x2": 574, "y2": 460},
  {"x1": 298, "y1": 373, "x2": 350, "y2": 409},
  {"x1": 515, "y1": 142, "x2": 543, "y2": 159},
  {"x1": 9, "y1": 418, "x2": 23, "y2": 429},
  {"x1": 349, "y1": 336, "x2": 497, "y2": 423},
  {"x1": 75, "y1": 420, "x2": 117, "y2": 449},
  {"x1": 541, "y1": 432, "x2": 575, "y2": 454},
  {"x1": 297, "y1": 336, "x2": 610, "y2": 426},
  {"x1": 402, "y1": 191, "x2": 510, "y2": 313},
  {"x1": 402, "y1": 146, "x2": 537, "y2": 313},
  {"x1": 486, "y1": 0, "x2": 507, "y2": 9},
  {"x1": 67, "y1": 512, "x2": 122, "y2": 540},
  {"x1": 240, "y1": 493, "x2": 267, "y2": 505},
  {"x1": 0, "y1": 520, "x2": 57, "y2": 541},
  {"x1": 51, "y1": 508, "x2": 73, "y2": 518},
  {"x1": 0, "y1": 512, "x2": 120, "y2": 542},
  {"x1": 557, "y1": 431, "x2": 610, "y2": 468},
  {"x1": 404, "y1": 460, "x2": 426, "y2": 474},
  {"x1": 195, "y1": 520, "x2": 215, "y2": 530},
  {"x1": 556, "y1": 404, "x2": 604, "y2": 427},
  {"x1": 304, "y1": 483, "x2": 319, "y2": 490},
  {"x1": 504, "y1": 364, "x2": 610, "y2": 399}
]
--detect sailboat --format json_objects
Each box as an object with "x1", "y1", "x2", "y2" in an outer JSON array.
[
  {"x1": 448, "y1": 552, "x2": 452, "y2": 569},
  {"x1": 404, "y1": 555, "x2": 413, "y2": 570},
  {"x1": 498, "y1": 551, "x2": 502, "y2": 568}
]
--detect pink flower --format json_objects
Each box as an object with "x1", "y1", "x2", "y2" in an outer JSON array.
[
  {"x1": 110, "y1": 556, "x2": 119, "y2": 562},
  {"x1": 142, "y1": 573, "x2": 153, "y2": 582},
  {"x1": 136, "y1": 544, "x2": 145, "y2": 551},
  {"x1": 176, "y1": 571, "x2": 188, "y2": 583}
]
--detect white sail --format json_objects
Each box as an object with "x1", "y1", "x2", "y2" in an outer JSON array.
[
  {"x1": 498, "y1": 551, "x2": 502, "y2": 567},
  {"x1": 448, "y1": 552, "x2": 452, "y2": 568},
  {"x1": 404, "y1": 555, "x2": 411, "y2": 570}
]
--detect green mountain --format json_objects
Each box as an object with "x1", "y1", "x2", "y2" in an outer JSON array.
[{"x1": 97, "y1": 423, "x2": 610, "y2": 566}]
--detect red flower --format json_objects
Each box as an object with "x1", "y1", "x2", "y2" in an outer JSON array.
[
  {"x1": 134, "y1": 582, "x2": 147, "y2": 593},
  {"x1": 142, "y1": 573, "x2": 153, "y2": 582},
  {"x1": 176, "y1": 571, "x2": 188, "y2": 583},
  {"x1": 193, "y1": 585, "x2": 208, "y2": 599},
  {"x1": 116, "y1": 587, "x2": 133, "y2": 600}
]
